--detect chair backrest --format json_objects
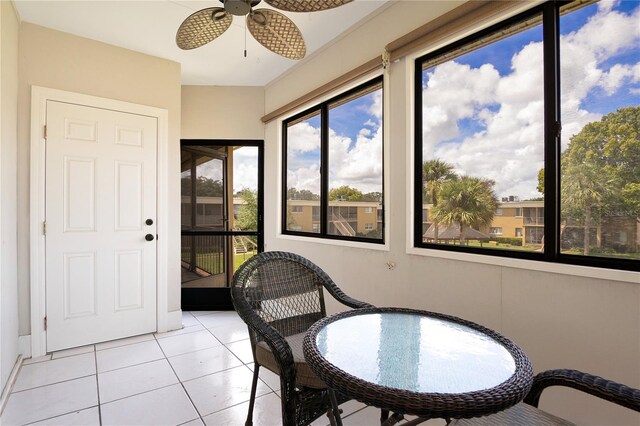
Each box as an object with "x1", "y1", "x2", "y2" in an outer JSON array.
[{"x1": 232, "y1": 251, "x2": 332, "y2": 344}]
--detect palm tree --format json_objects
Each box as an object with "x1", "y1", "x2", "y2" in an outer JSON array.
[
  {"x1": 431, "y1": 176, "x2": 499, "y2": 245},
  {"x1": 422, "y1": 159, "x2": 457, "y2": 242},
  {"x1": 561, "y1": 163, "x2": 617, "y2": 255}
]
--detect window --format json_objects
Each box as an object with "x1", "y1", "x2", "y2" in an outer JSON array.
[
  {"x1": 291, "y1": 206, "x2": 303, "y2": 213},
  {"x1": 284, "y1": 77, "x2": 384, "y2": 243},
  {"x1": 365, "y1": 223, "x2": 374, "y2": 231},
  {"x1": 490, "y1": 227, "x2": 503, "y2": 235},
  {"x1": 415, "y1": 0, "x2": 638, "y2": 271}
]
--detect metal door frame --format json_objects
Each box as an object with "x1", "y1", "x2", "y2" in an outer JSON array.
[{"x1": 180, "y1": 139, "x2": 264, "y2": 311}]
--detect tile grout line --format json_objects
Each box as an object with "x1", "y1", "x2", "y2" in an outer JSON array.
[
  {"x1": 153, "y1": 332, "x2": 206, "y2": 425},
  {"x1": 94, "y1": 346, "x2": 103, "y2": 425},
  {"x1": 16, "y1": 347, "x2": 99, "y2": 425},
  {"x1": 13, "y1": 312, "x2": 286, "y2": 426},
  {"x1": 10, "y1": 372, "x2": 96, "y2": 395},
  {"x1": 21, "y1": 405, "x2": 101, "y2": 426}
]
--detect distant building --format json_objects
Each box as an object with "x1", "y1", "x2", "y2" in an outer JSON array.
[
  {"x1": 181, "y1": 196, "x2": 245, "y2": 229},
  {"x1": 286, "y1": 199, "x2": 382, "y2": 237},
  {"x1": 421, "y1": 200, "x2": 544, "y2": 245}
]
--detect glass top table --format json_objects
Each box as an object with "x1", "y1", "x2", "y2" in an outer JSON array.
[{"x1": 303, "y1": 307, "x2": 533, "y2": 424}]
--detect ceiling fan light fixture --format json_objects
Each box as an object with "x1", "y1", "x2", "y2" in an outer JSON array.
[
  {"x1": 250, "y1": 11, "x2": 267, "y2": 26},
  {"x1": 212, "y1": 9, "x2": 228, "y2": 20},
  {"x1": 222, "y1": 0, "x2": 260, "y2": 16}
]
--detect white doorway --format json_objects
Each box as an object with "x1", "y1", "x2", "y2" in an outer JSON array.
[
  {"x1": 30, "y1": 87, "x2": 172, "y2": 356},
  {"x1": 45, "y1": 101, "x2": 158, "y2": 352}
]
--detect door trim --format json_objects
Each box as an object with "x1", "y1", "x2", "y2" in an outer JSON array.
[{"x1": 29, "y1": 86, "x2": 170, "y2": 357}]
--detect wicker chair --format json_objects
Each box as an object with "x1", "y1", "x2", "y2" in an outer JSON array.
[
  {"x1": 449, "y1": 369, "x2": 640, "y2": 425},
  {"x1": 231, "y1": 251, "x2": 374, "y2": 426}
]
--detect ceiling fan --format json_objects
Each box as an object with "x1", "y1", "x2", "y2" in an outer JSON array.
[{"x1": 176, "y1": 0, "x2": 353, "y2": 60}]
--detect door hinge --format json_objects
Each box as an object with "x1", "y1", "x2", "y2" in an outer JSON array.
[
  {"x1": 44, "y1": 316, "x2": 47, "y2": 331},
  {"x1": 44, "y1": 125, "x2": 47, "y2": 140},
  {"x1": 43, "y1": 221, "x2": 47, "y2": 235}
]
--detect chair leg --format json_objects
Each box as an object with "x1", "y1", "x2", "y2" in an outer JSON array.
[
  {"x1": 245, "y1": 364, "x2": 261, "y2": 426},
  {"x1": 327, "y1": 389, "x2": 343, "y2": 426}
]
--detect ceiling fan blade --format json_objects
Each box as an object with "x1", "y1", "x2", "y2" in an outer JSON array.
[
  {"x1": 247, "y1": 9, "x2": 306, "y2": 60},
  {"x1": 176, "y1": 7, "x2": 232, "y2": 50},
  {"x1": 263, "y1": 0, "x2": 353, "y2": 13}
]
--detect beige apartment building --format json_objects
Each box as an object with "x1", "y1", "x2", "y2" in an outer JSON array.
[
  {"x1": 286, "y1": 199, "x2": 382, "y2": 237},
  {"x1": 420, "y1": 200, "x2": 545, "y2": 246}
]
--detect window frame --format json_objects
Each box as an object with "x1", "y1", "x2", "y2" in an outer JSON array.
[
  {"x1": 282, "y1": 76, "x2": 385, "y2": 244},
  {"x1": 413, "y1": 1, "x2": 637, "y2": 272}
]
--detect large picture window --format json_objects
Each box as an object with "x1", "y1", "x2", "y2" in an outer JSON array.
[
  {"x1": 284, "y1": 77, "x2": 384, "y2": 243},
  {"x1": 415, "y1": 1, "x2": 638, "y2": 271}
]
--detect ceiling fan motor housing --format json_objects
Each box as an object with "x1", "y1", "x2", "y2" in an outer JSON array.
[{"x1": 221, "y1": 0, "x2": 261, "y2": 16}]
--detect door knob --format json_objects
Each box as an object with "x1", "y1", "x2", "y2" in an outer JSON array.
[
  {"x1": 146, "y1": 219, "x2": 154, "y2": 226},
  {"x1": 145, "y1": 234, "x2": 155, "y2": 241}
]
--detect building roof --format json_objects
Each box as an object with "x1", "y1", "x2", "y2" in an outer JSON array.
[{"x1": 423, "y1": 224, "x2": 491, "y2": 241}]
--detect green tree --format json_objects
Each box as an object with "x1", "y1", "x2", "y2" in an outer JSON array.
[
  {"x1": 235, "y1": 188, "x2": 257, "y2": 231},
  {"x1": 287, "y1": 187, "x2": 319, "y2": 201},
  {"x1": 561, "y1": 106, "x2": 639, "y2": 254},
  {"x1": 431, "y1": 176, "x2": 499, "y2": 245},
  {"x1": 423, "y1": 159, "x2": 458, "y2": 242},
  {"x1": 561, "y1": 163, "x2": 617, "y2": 255},
  {"x1": 563, "y1": 106, "x2": 639, "y2": 214},
  {"x1": 182, "y1": 176, "x2": 223, "y2": 197},
  {"x1": 361, "y1": 192, "x2": 383, "y2": 202},
  {"x1": 328, "y1": 185, "x2": 363, "y2": 201},
  {"x1": 537, "y1": 168, "x2": 544, "y2": 195}
]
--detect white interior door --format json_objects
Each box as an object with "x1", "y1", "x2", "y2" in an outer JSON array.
[{"x1": 45, "y1": 100, "x2": 157, "y2": 352}]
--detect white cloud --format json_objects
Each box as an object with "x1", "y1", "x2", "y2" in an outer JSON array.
[
  {"x1": 422, "y1": 2, "x2": 640, "y2": 199},
  {"x1": 287, "y1": 165, "x2": 321, "y2": 195},
  {"x1": 328, "y1": 124, "x2": 383, "y2": 193},
  {"x1": 369, "y1": 90, "x2": 383, "y2": 120},
  {"x1": 422, "y1": 62, "x2": 500, "y2": 153},
  {"x1": 599, "y1": 63, "x2": 639, "y2": 95},
  {"x1": 285, "y1": 120, "x2": 322, "y2": 194},
  {"x1": 233, "y1": 146, "x2": 258, "y2": 192},
  {"x1": 287, "y1": 90, "x2": 384, "y2": 195},
  {"x1": 287, "y1": 121, "x2": 320, "y2": 153}
]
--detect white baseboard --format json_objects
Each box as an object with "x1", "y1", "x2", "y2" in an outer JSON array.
[{"x1": 0, "y1": 355, "x2": 23, "y2": 416}]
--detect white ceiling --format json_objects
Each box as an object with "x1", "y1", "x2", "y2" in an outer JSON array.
[{"x1": 13, "y1": 0, "x2": 390, "y2": 86}]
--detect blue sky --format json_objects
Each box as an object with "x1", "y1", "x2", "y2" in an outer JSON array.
[
  {"x1": 286, "y1": 88, "x2": 383, "y2": 194},
  {"x1": 421, "y1": 0, "x2": 639, "y2": 199},
  {"x1": 329, "y1": 93, "x2": 380, "y2": 146}
]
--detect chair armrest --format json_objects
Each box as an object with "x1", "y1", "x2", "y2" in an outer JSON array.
[
  {"x1": 524, "y1": 369, "x2": 640, "y2": 413},
  {"x1": 327, "y1": 287, "x2": 375, "y2": 310},
  {"x1": 317, "y1": 271, "x2": 374, "y2": 309}
]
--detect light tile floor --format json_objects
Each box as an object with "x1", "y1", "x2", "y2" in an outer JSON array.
[{"x1": 1, "y1": 311, "x2": 446, "y2": 426}]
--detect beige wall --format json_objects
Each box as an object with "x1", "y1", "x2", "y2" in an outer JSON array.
[
  {"x1": 1, "y1": 0, "x2": 21, "y2": 391},
  {"x1": 17, "y1": 23, "x2": 183, "y2": 334},
  {"x1": 263, "y1": 2, "x2": 640, "y2": 425},
  {"x1": 181, "y1": 86, "x2": 264, "y2": 140}
]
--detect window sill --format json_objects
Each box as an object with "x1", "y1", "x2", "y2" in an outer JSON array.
[
  {"x1": 277, "y1": 233, "x2": 390, "y2": 252},
  {"x1": 405, "y1": 246, "x2": 639, "y2": 284}
]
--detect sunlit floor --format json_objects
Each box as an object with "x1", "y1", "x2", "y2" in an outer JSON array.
[{"x1": 1, "y1": 311, "x2": 445, "y2": 426}]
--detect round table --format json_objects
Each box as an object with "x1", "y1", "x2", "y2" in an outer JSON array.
[{"x1": 303, "y1": 307, "x2": 533, "y2": 424}]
